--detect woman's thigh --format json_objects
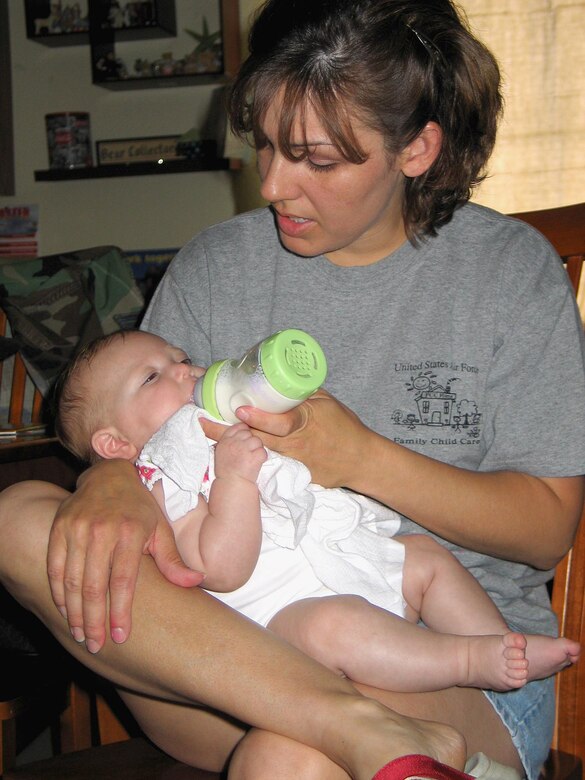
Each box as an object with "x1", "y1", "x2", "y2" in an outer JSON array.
[{"x1": 119, "y1": 689, "x2": 246, "y2": 772}]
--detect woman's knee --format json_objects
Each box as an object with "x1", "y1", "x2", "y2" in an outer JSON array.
[
  {"x1": 229, "y1": 729, "x2": 344, "y2": 780},
  {"x1": 0, "y1": 481, "x2": 67, "y2": 591}
]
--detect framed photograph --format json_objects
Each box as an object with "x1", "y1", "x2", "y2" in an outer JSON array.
[
  {"x1": 94, "y1": 0, "x2": 176, "y2": 35},
  {"x1": 96, "y1": 135, "x2": 180, "y2": 165},
  {"x1": 25, "y1": 0, "x2": 89, "y2": 43}
]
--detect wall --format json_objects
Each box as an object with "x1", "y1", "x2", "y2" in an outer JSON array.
[
  {"x1": 5, "y1": 0, "x2": 581, "y2": 259},
  {"x1": 3, "y1": 0, "x2": 261, "y2": 256}
]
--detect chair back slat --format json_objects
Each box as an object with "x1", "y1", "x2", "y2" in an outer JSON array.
[
  {"x1": 8, "y1": 357, "x2": 27, "y2": 428},
  {"x1": 513, "y1": 203, "x2": 585, "y2": 259},
  {"x1": 566, "y1": 256, "x2": 583, "y2": 294},
  {"x1": 0, "y1": 308, "x2": 6, "y2": 402},
  {"x1": 1, "y1": 305, "x2": 45, "y2": 431}
]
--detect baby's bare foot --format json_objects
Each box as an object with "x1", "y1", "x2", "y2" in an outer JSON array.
[
  {"x1": 464, "y1": 632, "x2": 528, "y2": 691},
  {"x1": 464, "y1": 631, "x2": 580, "y2": 692},
  {"x1": 524, "y1": 633, "x2": 580, "y2": 681}
]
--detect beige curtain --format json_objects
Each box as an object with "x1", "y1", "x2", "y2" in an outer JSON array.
[{"x1": 462, "y1": 0, "x2": 585, "y2": 214}]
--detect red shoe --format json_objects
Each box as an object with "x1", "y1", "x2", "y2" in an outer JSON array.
[{"x1": 373, "y1": 755, "x2": 474, "y2": 780}]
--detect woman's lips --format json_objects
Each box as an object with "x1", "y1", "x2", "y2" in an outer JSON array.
[{"x1": 275, "y1": 212, "x2": 314, "y2": 238}]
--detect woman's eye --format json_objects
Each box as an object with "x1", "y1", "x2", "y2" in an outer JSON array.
[
  {"x1": 181, "y1": 357, "x2": 192, "y2": 365},
  {"x1": 307, "y1": 159, "x2": 336, "y2": 172}
]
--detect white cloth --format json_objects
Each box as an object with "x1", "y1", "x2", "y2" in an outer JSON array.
[{"x1": 137, "y1": 404, "x2": 406, "y2": 625}]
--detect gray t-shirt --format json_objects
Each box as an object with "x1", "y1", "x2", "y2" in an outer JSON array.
[{"x1": 142, "y1": 202, "x2": 585, "y2": 635}]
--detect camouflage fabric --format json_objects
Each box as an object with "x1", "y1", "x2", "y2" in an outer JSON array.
[{"x1": 0, "y1": 246, "x2": 144, "y2": 396}]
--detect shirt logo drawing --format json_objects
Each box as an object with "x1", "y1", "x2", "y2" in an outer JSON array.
[{"x1": 391, "y1": 366, "x2": 482, "y2": 443}]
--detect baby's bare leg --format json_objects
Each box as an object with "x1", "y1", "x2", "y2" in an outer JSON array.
[
  {"x1": 400, "y1": 534, "x2": 507, "y2": 634},
  {"x1": 400, "y1": 534, "x2": 579, "y2": 682},
  {"x1": 268, "y1": 594, "x2": 577, "y2": 692},
  {"x1": 0, "y1": 481, "x2": 464, "y2": 780}
]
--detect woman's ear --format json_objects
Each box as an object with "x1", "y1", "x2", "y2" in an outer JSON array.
[
  {"x1": 399, "y1": 121, "x2": 443, "y2": 178},
  {"x1": 91, "y1": 428, "x2": 138, "y2": 461}
]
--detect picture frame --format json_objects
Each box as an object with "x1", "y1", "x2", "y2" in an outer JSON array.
[
  {"x1": 24, "y1": 0, "x2": 90, "y2": 45},
  {"x1": 0, "y1": 0, "x2": 14, "y2": 194},
  {"x1": 96, "y1": 135, "x2": 181, "y2": 165}
]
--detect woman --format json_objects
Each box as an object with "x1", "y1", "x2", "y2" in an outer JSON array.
[{"x1": 1, "y1": 0, "x2": 583, "y2": 778}]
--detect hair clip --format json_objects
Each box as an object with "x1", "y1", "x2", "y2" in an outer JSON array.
[{"x1": 405, "y1": 22, "x2": 446, "y2": 69}]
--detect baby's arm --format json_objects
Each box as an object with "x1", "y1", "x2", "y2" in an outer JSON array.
[{"x1": 152, "y1": 423, "x2": 267, "y2": 591}]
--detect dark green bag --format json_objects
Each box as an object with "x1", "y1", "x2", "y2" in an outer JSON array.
[{"x1": 0, "y1": 246, "x2": 144, "y2": 396}]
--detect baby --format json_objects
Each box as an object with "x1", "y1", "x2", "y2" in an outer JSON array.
[{"x1": 55, "y1": 330, "x2": 580, "y2": 693}]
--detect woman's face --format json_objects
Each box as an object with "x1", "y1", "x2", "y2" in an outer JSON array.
[{"x1": 256, "y1": 93, "x2": 407, "y2": 267}]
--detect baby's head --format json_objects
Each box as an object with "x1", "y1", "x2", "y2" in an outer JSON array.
[{"x1": 55, "y1": 330, "x2": 203, "y2": 464}]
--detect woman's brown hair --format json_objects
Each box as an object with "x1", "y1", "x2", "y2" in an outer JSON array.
[{"x1": 229, "y1": 0, "x2": 503, "y2": 242}]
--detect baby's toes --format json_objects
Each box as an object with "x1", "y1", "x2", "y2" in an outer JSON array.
[
  {"x1": 505, "y1": 657, "x2": 529, "y2": 671},
  {"x1": 503, "y1": 645, "x2": 527, "y2": 662}
]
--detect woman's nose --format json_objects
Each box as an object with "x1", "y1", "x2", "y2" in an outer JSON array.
[{"x1": 259, "y1": 152, "x2": 298, "y2": 204}]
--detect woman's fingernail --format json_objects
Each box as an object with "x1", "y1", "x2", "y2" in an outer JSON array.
[
  {"x1": 71, "y1": 626, "x2": 85, "y2": 643},
  {"x1": 111, "y1": 627, "x2": 126, "y2": 644},
  {"x1": 86, "y1": 639, "x2": 101, "y2": 654},
  {"x1": 58, "y1": 606, "x2": 68, "y2": 620}
]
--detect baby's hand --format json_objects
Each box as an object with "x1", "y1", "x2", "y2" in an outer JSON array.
[{"x1": 214, "y1": 423, "x2": 267, "y2": 483}]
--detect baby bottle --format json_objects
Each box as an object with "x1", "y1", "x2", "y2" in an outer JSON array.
[{"x1": 193, "y1": 328, "x2": 327, "y2": 423}]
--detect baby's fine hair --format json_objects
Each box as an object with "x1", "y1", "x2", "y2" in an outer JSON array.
[
  {"x1": 54, "y1": 330, "x2": 129, "y2": 464},
  {"x1": 229, "y1": 0, "x2": 503, "y2": 241}
]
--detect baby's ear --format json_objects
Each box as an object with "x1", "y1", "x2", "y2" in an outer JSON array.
[{"x1": 92, "y1": 428, "x2": 137, "y2": 461}]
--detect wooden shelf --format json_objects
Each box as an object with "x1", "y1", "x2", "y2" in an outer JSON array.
[
  {"x1": 34, "y1": 157, "x2": 235, "y2": 181},
  {"x1": 26, "y1": 31, "x2": 89, "y2": 47},
  {"x1": 93, "y1": 72, "x2": 230, "y2": 90}
]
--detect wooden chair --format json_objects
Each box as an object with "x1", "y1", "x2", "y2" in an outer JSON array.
[
  {"x1": 1, "y1": 684, "x2": 221, "y2": 779},
  {"x1": 0, "y1": 317, "x2": 91, "y2": 776},
  {"x1": 3, "y1": 205, "x2": 585, "y2": 778},
  {"x1": 512, "y1": 203, "x2": 585, "y2": 780},
  {"x1": 0, "y1": 645, "x2": 93, "y2": 775},
  {"x1": 0, "y1": 308, "x2": 44, "y2": 432},
  {"x1": 0, "y1": 307, "x2": 82, "y2": 492},
  {"x1": 0, "y1": 279, "x2": 222, "y2": 777}
]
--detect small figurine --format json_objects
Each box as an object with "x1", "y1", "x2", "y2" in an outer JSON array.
[{"x1": 96, "y1": 51, "x2": 127, "y2": 79}]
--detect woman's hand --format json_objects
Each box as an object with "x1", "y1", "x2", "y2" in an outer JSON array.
[
  {"x1": 201, "y1": 389, "x2": 375, "y2": 489},
  {"x1": 47, "y1": 459, "x2": 204, "y2": 654}
]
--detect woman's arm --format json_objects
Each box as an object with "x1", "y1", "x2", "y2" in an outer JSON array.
[
  {"x1": 225, "y1": 393, "x2": 584, "y2": 571},
  {"x1": 46, "y1": 458, "x2": 204, "y2": 652}
]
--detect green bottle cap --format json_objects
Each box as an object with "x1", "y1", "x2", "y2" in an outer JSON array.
[
  {"x1": 198, "y1": 359, "x2": 226, "y2": 420},
  {"x1": 260, "y1": 329, "x2": 327, "y2": 399}
]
